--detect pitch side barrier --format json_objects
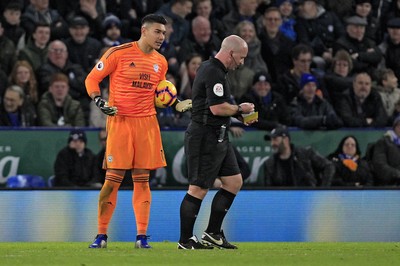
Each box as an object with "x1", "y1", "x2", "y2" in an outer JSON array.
[
  {"x1": 0, "y1": 189, "x2": 399, "y2": 242},
  {"x1": 0, "y1": 127, "x2": 389, "y2": 188}
]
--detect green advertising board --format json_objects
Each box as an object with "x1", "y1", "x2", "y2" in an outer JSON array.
[{"x1": 0, "y1": 128, "x2": 387, "y2": 187}]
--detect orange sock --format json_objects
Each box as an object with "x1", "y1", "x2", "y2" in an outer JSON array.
[
  {"x1": 98, "y1": 173, "x2": 123, "y2": 234},
  {"x1": 132, "y1": 174, "x2": 151, "y2": 235}
]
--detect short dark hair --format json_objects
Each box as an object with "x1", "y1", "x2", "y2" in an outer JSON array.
[
  {"x1": 141, "y1": 14, "x2": 167, "y2": 26},
  {"x1": 33, "y1": 21, "x2": 51, "y2": 32},
  {"x1": 291, "y1": 44, "x2": 314, "y2": 60}
]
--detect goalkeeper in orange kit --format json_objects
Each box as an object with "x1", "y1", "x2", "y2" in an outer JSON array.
[{"x1": 85, "y1": 14, "x2": 170, "y2": 249}]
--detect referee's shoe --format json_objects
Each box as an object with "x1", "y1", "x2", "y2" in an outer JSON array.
[
  {"x1": 201, "y1": 230, "x2": 238, "y2": 249},
  {"x1": 178, "y1": 236, "x2": 214, "y2": 249}
]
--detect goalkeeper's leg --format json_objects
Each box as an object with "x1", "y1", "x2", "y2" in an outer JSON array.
[
  {"x1": 89, "y1": 171, "x2": 123, "y2": 248},
  {"x1": 132, "y1": 171, "x2": 152, "y2": 248},
  {"x1": 98, "y1": 172, "x2": 123, "y2": 234}
]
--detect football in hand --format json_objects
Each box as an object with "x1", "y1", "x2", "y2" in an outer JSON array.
[{"x1": 155, "y1": 80, "x2": 177, "y2": 108}]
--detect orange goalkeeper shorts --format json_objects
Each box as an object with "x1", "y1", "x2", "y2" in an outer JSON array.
[{"x1": 104, "y1": 115, "x2": 166, "y2": 170}]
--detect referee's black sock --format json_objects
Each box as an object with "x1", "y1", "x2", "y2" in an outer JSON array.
[
  {"x1": 179, "y1": 193, "x2": 202, "y2": 243},
  {"x1": 206, "y1": 188, "x2": 236, "y2": 234}
]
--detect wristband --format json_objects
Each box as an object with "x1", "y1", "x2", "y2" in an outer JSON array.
[{"x1": 237, "y1": 105, "x2": 243, "y2": 115}]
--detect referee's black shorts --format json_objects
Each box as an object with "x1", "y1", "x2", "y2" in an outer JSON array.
[{"x1": 184, "y1": 121, "x2": 240, "y2": 189}]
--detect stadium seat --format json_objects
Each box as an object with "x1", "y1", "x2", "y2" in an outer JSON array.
[{"x1": 6, "y1": 175, "x2": 46, "y2": 188}]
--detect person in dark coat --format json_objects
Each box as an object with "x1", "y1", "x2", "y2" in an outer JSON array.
[
  {"x1": 378, "y1": 17, "x2": 400, "y2": 81},
  {"x1": 290, "y1": 73, "x2": 343, "y2": 129},
  {"x1": 0, "y1": 85, "x2": 37, "y2": 127},
  {"x1": 295, "y1": 0, "x2": 345, "y2": 68},
  {"x1": 239, "y1": 71, "x2": 290, "y2": 130},
  {"x1": 327, "y1": 135, "x2": 374, "y2": 187},
  {"x1": 323, "y1": 50, "x2": 354, "y2": 107},
  {"x1": 54, "y1": 129, "x2": 98, "y2": 187},
  {"x1": 63, "y1": 16, "x2": 103, "y2": 73},
  {"x1": 372, "y1": 116, "x2": 400, "y2": 186},
  {"x1": 335, "y1": 72, "x2": 388, "y2": 127},
  {"x1": 333, "y1": 16, "x2": 382, "y2": 79},
  {"x1": 276, "y1": 43, "x2": 330, "y2": 104},
  {"x1": 263, "y1": 126, "x2": 335, "y2": 187},
  {"x1": 259, "y1": 6, "x2": 294, "y2": 84}
]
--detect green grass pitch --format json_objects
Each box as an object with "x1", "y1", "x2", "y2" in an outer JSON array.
[{"x1": 0, "y1": 242, "x2": 399, "y2": 266}]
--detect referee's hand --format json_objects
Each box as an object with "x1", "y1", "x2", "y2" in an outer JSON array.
[{"x1": 94, "y1": 96, "x2": 118, "y2": 116}]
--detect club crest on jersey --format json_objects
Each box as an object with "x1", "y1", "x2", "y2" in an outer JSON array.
[
  {"x1": 153, "y1": 64, "x2": 159, "y2": 73},
  {"x1": 213, "y1": 83, "x2": 224, "y2": 97},
  {"x1": 96, "y1": 61, "x2": 104, "y2": 71},
  {"x1": 107, "y1": 155, "x2": 113, "y2": 163}
]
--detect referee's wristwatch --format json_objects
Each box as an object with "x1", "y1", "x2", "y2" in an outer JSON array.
[{"x1": 236, "y1": 105, "x2": 243, "y2": 115}]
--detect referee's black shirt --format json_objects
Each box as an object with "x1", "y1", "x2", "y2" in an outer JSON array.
[{"x1": 191, "y1": 57, "x2": 232, "y2": 127}]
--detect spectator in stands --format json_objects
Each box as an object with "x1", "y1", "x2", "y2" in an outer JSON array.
[
  {"x1": 290, "y1": 73, "x2": 343, "y2": 130},
  {"x1": 333, "y1": 16, "x2": 382, "y2": 79},
  {"x1": 277, "y1": 44, "x2": 329, "y2": 104},
  {"x1": 335, "y1": 72, "x2": 388, "y2": 127},
  {"x1": 353, "y1": 0, "x2": 381, "y2": 43},
  {"x1": 101, "y1": 13, "x2": 131, "y2": 48},
  {"x1": 21, "y1": 0, "x2": 69, "y2": 40},
  {"x1": 65, "y1": 0, "x2": 106, "y2": 40},
  {"x1": 263, "y1": 125, "x2": 335, "y2": 187},
  {"x1": 323, "y1": 50, "x2": 354, "y2": 107},
  {"x1": 18, "y1": 22, "x2": 51, "y2": 72},
  {"x1": 1, "y1": 2, "x2": 25, "y2": 49},
  {"x1": 64, "y1": 16, "x2": 102, "y2": 74},
  {"x1": 372, "y1": 116, "x2": 400, "y2": 186},
  {"x1": 212, "y1": 0, "x2": 235, "y2": 19},
  {"x1": 179, "y1": 53, "x2": 202, "y2": 100},
  {"x1": 194, "y1": 0, "x2": 226, "y2": 40},
  {"x1": 158, "y1": 16, "x2": 179, "y2": 77},
  {"x1": 322, "y1": 0, "x2": 353, "y2": 20},
  {"x1": 327, "y1": 135, "x2": 374, "y2": 187},
  {"x1": 156, "y1": 0, "x2": 193, "y2": 47},
  {"x1": 53, "y1": 129, "x2": 98, "y2": 187},
  {"x1": 36, "y1": 40, "x2": 89, "y2": 123},
  {"x1": 275, "y1": 0, "x2": 296, "y2": 41},
  {"x1": 259, "y1": 6, "x2": 294, "y2": 83},
  {"x1": 0, "y1": 85, "x2": 37, "y2": 127},
  {"x1": 9, "y1": 60, "x2": 39, "y2": 110},
  {"x1": 382, "y1": 0, "x2": 400, "y2": 31},
  {"x1": 109, "y1": 0, "x2": 164, "y2": 41},
  {"x1": 239, "y1": 71, "x2": 291, "y2": 130},
  {"x1": 0, "y1": 21, "x2": 16, "y2": 75},
  {"x1": 37, "y1": 73, "x2": 85, "y2": 127},
  {"x1": 378, "y1": 18, "x2": 400, "y2": 81},
  {"x1": 295, "y1": 0, "x2": 345, "y2": 70},
  {"x1": 0, "y1": 67, "x2": 7, "y2": 100},
  {"x1": 235, "y1": 20, "x2": 268, "y2": 74},
  {"x1": 222, "y1": 0, "x2": 260, "y2": 35},
  {"x1": 178, "y1": 16, "x2": 221, "y2": 64},
  {"x1": 376, "y1": 68, "x2": 400, "y2": 121}
]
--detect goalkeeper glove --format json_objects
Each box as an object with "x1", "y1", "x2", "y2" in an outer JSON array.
[{"x1": 94, "y1": 96, "x2": 118, "y2": 116}]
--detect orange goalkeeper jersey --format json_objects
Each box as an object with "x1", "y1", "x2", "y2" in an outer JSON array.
[{"x1": 86, "y1": 42, "x2": 168, "y2": 117}]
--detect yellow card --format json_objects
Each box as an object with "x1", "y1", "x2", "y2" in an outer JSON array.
[{"x1": 242, "y1": 111, "x2": 258, "y2": 124}]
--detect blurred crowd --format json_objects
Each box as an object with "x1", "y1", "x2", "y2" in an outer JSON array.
[{"x1": 1, "y1": 0, "x2": 400, "y2": 187}]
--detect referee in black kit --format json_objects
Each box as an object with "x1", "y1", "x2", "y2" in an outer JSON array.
[{"x1": 178, "y1": 35, "x2": 256, "y2": 250}]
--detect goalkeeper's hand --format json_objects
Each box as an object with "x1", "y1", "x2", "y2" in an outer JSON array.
[{"x1": 94, "y1": 96, "x2": 118, "y2": 116}]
